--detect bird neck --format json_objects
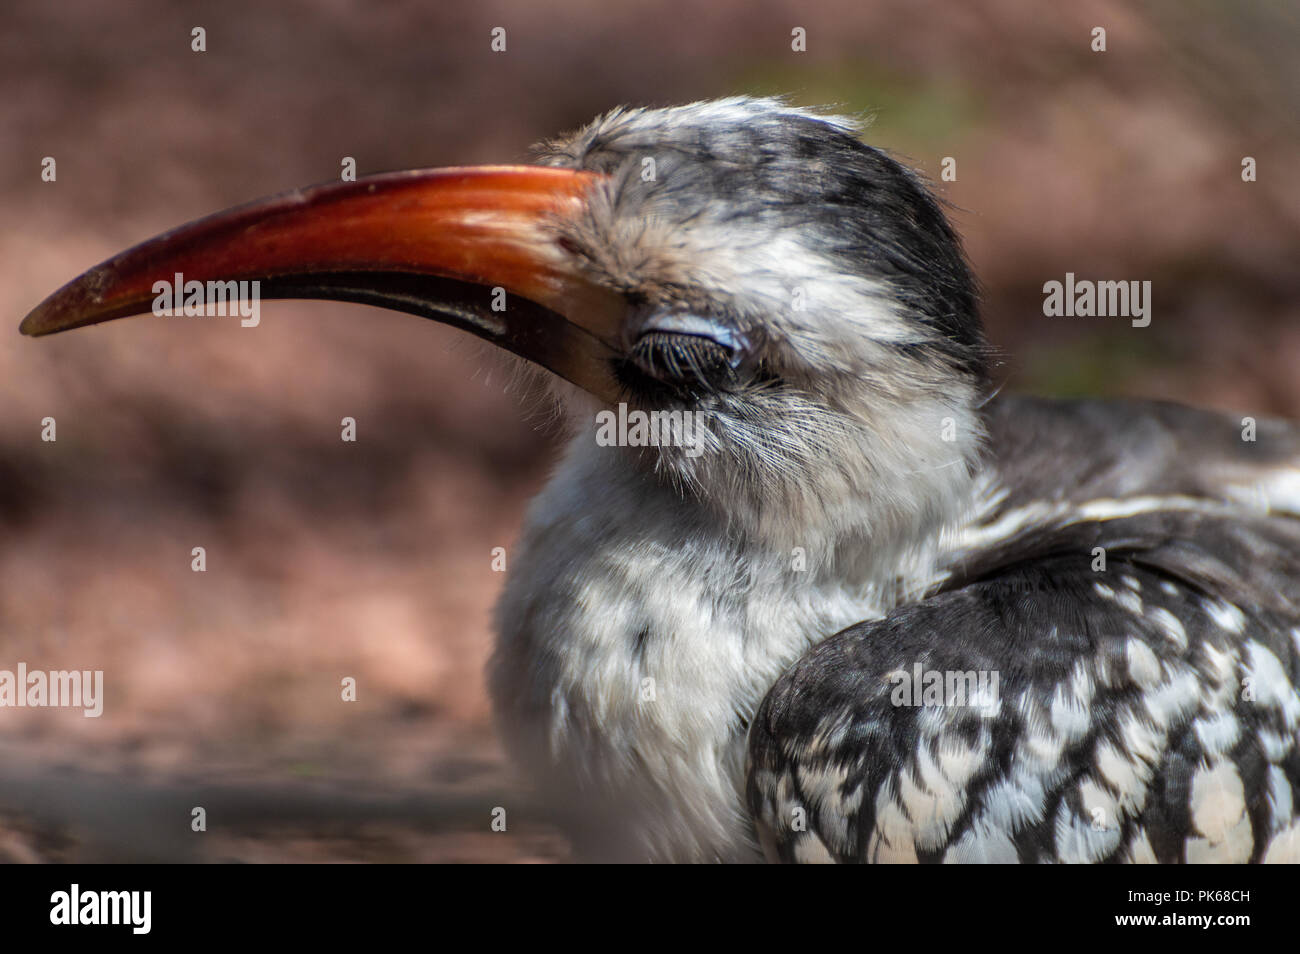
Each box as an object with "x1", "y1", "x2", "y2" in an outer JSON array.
[{"x1": 489, "y1": 399, "x2": 987, "y2": 860}]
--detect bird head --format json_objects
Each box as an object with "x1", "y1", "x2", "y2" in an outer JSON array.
[{"x1": 21, "y1": 97, "x2": 987, "y2": 559}]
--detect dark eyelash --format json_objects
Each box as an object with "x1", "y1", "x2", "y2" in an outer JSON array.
[{"x1": 633, "y1": 332, "x2": 737, "y2": 388}]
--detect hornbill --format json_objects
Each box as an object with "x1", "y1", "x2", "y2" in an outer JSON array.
[{"x1": 20, "y1": 98, "x2": 1300, "y2": 863}]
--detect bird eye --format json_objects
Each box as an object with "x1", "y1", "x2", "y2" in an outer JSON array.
[
  {"x1": 620, "y1": 331, "x2": 743, "y2": 400},
  {"x1": 614, "y1": 308, "x2": 757, "y2": 401},
  {"x1": 633, "y1": 331, "x2": 737, "y2": 382}
]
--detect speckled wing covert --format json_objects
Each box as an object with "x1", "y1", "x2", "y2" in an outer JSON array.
[{"x1": 747, "y1": 396, "x2": 1300, "y2": 863}]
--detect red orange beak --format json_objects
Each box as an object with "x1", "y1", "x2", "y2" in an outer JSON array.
[{"x1": 20, "y1": 165, "x2": 625, "y2": 401}]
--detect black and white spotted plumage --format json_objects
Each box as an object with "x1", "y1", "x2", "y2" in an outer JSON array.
[{"x1": 748, "y1": 396, "x2": 1300, "y2": 863}]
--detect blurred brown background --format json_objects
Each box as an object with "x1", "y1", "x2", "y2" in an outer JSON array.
[{"x1": 1, "y1": 0, "x2": 1297, "y2": 861}]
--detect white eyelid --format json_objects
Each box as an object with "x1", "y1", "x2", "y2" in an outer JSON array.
[{"x1": 637, "y1": 311, "x2": 750, "y2": 358}]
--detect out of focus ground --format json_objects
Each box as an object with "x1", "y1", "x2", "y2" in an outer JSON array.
[{"x1": 1, "y1": 0, "x2": 1297, "y2": 861}]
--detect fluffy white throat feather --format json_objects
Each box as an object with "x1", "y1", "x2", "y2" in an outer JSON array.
[{"x1": 489, "y1": 391, "x2": 984, "y2": 862}]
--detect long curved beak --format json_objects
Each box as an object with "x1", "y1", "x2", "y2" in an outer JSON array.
[{"x1": 19, "y1": 166, "x2": 625, "y2": 401}]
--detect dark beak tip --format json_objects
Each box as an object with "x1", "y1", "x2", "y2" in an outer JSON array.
[
  {"x1": 20, "y1": 304, "x2": 60, "y2": 337},
  {"x1": 19, "y1": 304, "x2": 53, "y2": 337},
  {"x1": 20, "y1": 264, "x2": 120, "y2": 336}
]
